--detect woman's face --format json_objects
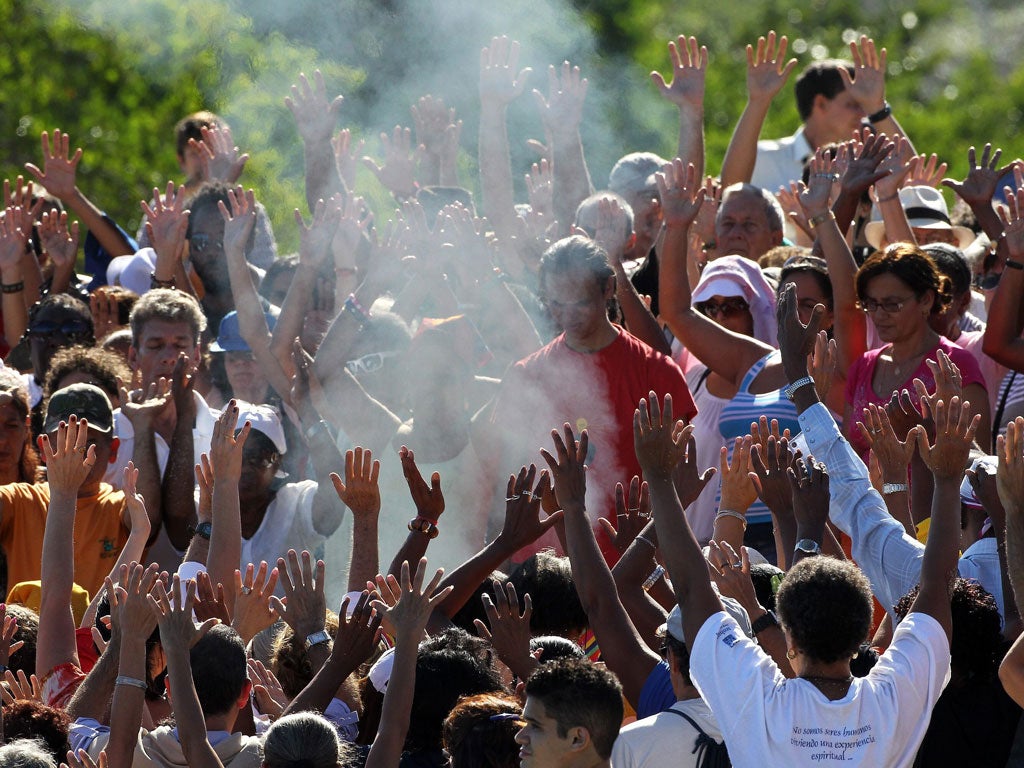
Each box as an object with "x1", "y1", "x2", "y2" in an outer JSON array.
[
  {"x1": 224, "y1": 351, "x2": 268, "y2": 403},
  {"x1": 0, "y1": 400, "x2": 28, "y2": 476},
  {"x1": 861, "y1": 273, "x2": 931, "y2": 343},
  {"x1": 785, "y1": 271, "x2": 834, "y2": 330},
  {"x1": 695, "y1": 294, "x2": 754, "y2": 337}
]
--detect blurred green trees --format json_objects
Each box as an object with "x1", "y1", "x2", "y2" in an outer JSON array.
[{"x1": 3, "y1": 0, "x2": 1023, "y2": 253}]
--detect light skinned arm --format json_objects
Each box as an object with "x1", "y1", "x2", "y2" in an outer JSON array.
[
  {"x1": 25, "y1": 130, "x2": 133, "y2": 258},
  {"x1": 839, "y1": 37, "x2": 917, "y2": 156},
  {"x1": 286, "y1": 70, "x2": 348, "y2": 211},
  {"x1": 335, "y1": 448, "x2": 382, "y2": 592},
  {"x1": 365, "y1": 560, "x2": 452, "y2": 768},
  {"x1": 478, "y1": 36, "x2": 532, "y2": 241},
  {"x1": 535, "y1": 61, "x2": 593, "y2": 236},
  {"x1": 983, "y1": 181, "x2": 1024, "y2": 369},
  {"x1": 148, "y1": 577, "x2": 224, "y2": 768},
  {"x1": 540, "y1": 428, "x2": 660, "y2": 707},
  {"x1": 635, "y1": 394, "x2": 724, "y2": 654},
  {"x1": 657, "y1": 160, "x2": 772, "y2": 386},
  {"x1": 651, "y1": 35, "x2": 708, "y2": 182},
  {"x1": 207, "y1": 403, "x2": 248, "y2": 610},
  {"x1": 0, "y1": 205, "x2": 32, "y2": 348},
  {"x1": 36, "y1": 417, "x2": 94, "y2": 682},
  {"x1": 720, "y1": 32, "x2": 797, "y2": 185}
]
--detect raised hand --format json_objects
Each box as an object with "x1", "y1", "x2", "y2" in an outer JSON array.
[
  {"x1": 1, "y1": 669, "x2": 40, "y2": 705},
  {"x1": 332, "y1": 129, "x2": 365, "y2": 191},
  {"x1": 749, "y1": 435, "x2": 795, "y2": 514},
  {"x1": 777, "y1": 183, "x2": 813, "y2": 240},
  {"x1": 600, "y1": 476, "x2": 650, "y2": 554},
  {"x1": 914, "y1": 397, "x2": 980, "y2": 481},
  {"x1": 271, "y1": 549, "x2": 327, "y2": 639},
  {"x1": 330, "y1": 591, "x2": 382, "y2": 670},
  {"x1": 399, "y1": 446, "x2": 444, "y2": 523},
  {"x1": 195, "y1": 454, "x2": 214, "y2": 522},
  {"x1": 787, "y1": 455, "x2": 831, "y2": 533},
  {"x1": 332, "y1": 194, "x2": 373, "y2": 264},
  {"x1": 539, "y1": 423, "x2": 589, "y2": 512},
  {"x1": 650, "y1": 35, "x2": 708, "y2": 109},
  {"x1": 147, "y1": 575, "x2": 220, "y2": 652},
  {"x1": 37, "y1": 209, "x2": 79, "y2": 274},
  {"x1": 248, "y1": 658, "x2": 288, "y2": 719},
  {"x1": 218, "y1": 186, "x2": 258, "y2": 256},
  {"x1": 193, "y1": 571, "x2": 230, "y2": 625},
  {"x1": 903, "y1": 153, "x2": 947, "y2": 189},
  {"x1": 719, "y1": 437, "x2": 758, "y2": 513},
  {"x1": 286, "y1": 70, "x2": 344, "y2": 145},
  {"x1": 707, "y1": 541, "x2": 761, "y2": 614},
  {"x1": 24, "y1": 129, "x2": 81, "y2": 200},
  {"x1": 533, "y1": 61, "x2": 588, "y2": 134},
  {"x1": 193, "y1": 124, "x2": 248, "y2": 184},
  {"x1": 231, "y1": 561, "x2": 279, "y2": 643},
  {"x1": 122, "y1": 461, "x2": 151, "y2": 539},
  {"x1": 61, "y1": 749, "x2": 107, "y2": 768},
  {"x1": 776, "y1": 282, "x2": 826, "y2": 384},
  {"x1": 118, "y1": 375, "x2": 171, "y2": 431},
  {"x1": 839, "y1": 130, "x2": 895, "y2": 197},
  {"x1": 497, "y1": 465, "x2": 563, "y2": 553},
  {"x1": 108, "y1": 562, "x2": 161, "y2": 641},
  {"x1": 808, "y1": 330, "x2": 838, "y2": 401},
  {"x1": 39, "y1": 416, "x2": 96, "y2": 496},
  {"x1": 883, "y1": 388, "x2": 931, "y2": 442},
  {"x1": 362, "y1": 126, "x2": 421, "y2": 199},
  {"x1": 142, "y1": 181, "x2": 191, "y2": 265},
  {"x1": 857, "y1": 403, "x2": 915, "y2": 484},
  {"x1": 655, "y1": 159, "x2": 707, "y2": 228},
  {"x1": 996, "y1": 175, "x2": 1024, "y2": 257},
  {"x1": 633, "y1": 392, "x2": 690, "y2": 481},
  {"x1": 370, "y1": 558, "x2": 451, "y2": 641},
  {"x1": 796, "y1": 148, "x2": 839, "y2": 218},
  {"x1": 942, "y1": 144, "x2": 1014, "y2": 208},
  {"x1": 592, "y1": 195, "x2": 632, "y2": 262},
  {"x1": 474, "y1": 581, "x2": 535, "y2": 679},
  {"x1": 838, "y1": 35, "x2": 887, "y2": 114},
  {"x1": 913, "y1": 348, "x2": 964, "y2": 421},
  {"x1": 411, "y1": 95, "x2": 456, "y2": 157},
  {"x1": 331, "y1": 447, "x2": 381, "y2": 520},
  {"x1": 209, "y1": 400, "x2": 249, "y2": 483},
  {"x1": 169, "y1": 352, "x2": 197, "y2": 424},
  {"x1": 295, "y1": 194, "x2": 343, "y2": 270},
  {"x1": 872, "y1": 137, "x2": 918, "y2": 200},
  {"x1": 997, "y1": 418, "x2": 1024, "y2": 514},
  {"x1": 525, "y1": 159, "x2": 554, "y2": 219},
  {"x1": 0, "y1": 604, "x2": 24, "y2": 671},
  {"x1": 479, "y1": 36, "x2": 532, "y2": 107},
  {"x1": 744, "y1": 31, "x2": 797, "y2": 103},
  {"x1": 0, "y1": 205, "x2": 31, "y2": 273},
  {"x1": 672, "y1": 429, "x2": 717, "y2": 509}
]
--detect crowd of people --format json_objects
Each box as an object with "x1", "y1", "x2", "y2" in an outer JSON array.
[{"x1": 0, "y1": 25, "x2": 1022, "y2": 768}]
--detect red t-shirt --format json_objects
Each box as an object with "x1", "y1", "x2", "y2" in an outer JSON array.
[{"x1": 492, "y1": 328, "x2": 697, "y2": 562}]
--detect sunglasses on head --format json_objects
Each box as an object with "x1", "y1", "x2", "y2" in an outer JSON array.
[
  {"x1": 345, "y1": 351, "x2": 400, "y2": 376},
  {"x1": 695, "y1": 297, "x2": 749, "y2": 319}
]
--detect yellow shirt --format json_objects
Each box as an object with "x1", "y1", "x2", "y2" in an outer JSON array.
[{"x1": 0, "y1": 483, "x2": 128, "y2": 598}]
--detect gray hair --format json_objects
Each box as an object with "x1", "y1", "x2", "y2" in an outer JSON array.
[
  {"x1": 721, "y1": 183, "x2": 785, "y2": 233},
  {"x1": 574, "y1": 191, "x2": 635, "y2": 241},
  {"x1": 128, "y1": 288, "x2": 207, "y2": 347},
  {"x1": 0, "y1": 740, "x2": 58, "y2": 768},
  {"x1": 263, "y1": 712, "x2": 342, "y2": 768},
  {"x1": 608, "y1": 152, "x2": 668, "y2": 201}
]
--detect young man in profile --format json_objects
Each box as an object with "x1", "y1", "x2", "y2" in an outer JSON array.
[{"x1": 516, "y1": 658, "x2": 623, "y2": 768}]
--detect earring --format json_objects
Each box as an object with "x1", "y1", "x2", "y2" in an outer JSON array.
[{"x1": 787, "y1": 649, "x2": 796, "y2": 660}]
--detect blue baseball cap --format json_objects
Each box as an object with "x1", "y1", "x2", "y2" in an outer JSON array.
[{"x1": 210, "y1": 311, "x2": 277, "y2": 353}]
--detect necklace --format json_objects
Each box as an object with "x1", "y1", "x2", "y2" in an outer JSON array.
[{"x1": 802, "y1": 674, "x2": 853, "y2": 698}]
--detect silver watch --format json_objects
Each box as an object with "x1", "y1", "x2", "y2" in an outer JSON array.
[
  {"x1": 305, "y1": 630, "x2": 332, "y2": 649},
  {"x1": 794, "y1": 538, "x2": 821, "y2": 557}
]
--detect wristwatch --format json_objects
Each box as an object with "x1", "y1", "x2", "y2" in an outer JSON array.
[
  {"x1": 882, "y1": 482, "x2": 909, "y2": 495},
  {"x1": 794, "y1": 538, "x2": 821, "y2": 558},
  {"x1": 190, "y1": 521, "x2": 212, "y2": 540},
  {"x1": 751, "y1": 610, "x2": 779, "y2": 636},
  {"x1": 305, "y1": 630, "x2": 332, "y2": 649}
]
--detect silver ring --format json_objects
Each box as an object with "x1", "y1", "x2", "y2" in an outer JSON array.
[
  {"x1": 505, "y1": 495, "x2": 520, "y2": 502},
  {"x1": 626, "y1": 507, "x2": 641, "y2": 513},
  {"x1": 521, "y1": 492, "x2": 534, "y2": 501},
  {"x1": 241, "y1": 586, "x2": 252, "y2": 596},
  {"x1": 730, "y1": 561, "x2": 742, "y2": 569}
]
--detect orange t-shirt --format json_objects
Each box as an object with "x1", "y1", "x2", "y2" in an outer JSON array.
[{"x1": 0, "y1": 483, "x2": 128, "y2": 598}]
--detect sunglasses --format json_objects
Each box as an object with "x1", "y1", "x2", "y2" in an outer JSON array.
[
  {"x1": 695, "y1": 297, "x2": 749, "y2": 319},
  {"x1": 27, "y1": 320, "x2": 92, "y2": 339},
  {"x1": 345, "y1": 351, "x2": 400, "y2": 376}
]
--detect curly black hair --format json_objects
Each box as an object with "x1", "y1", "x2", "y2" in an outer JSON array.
[
  {"x1": 775, "y1": 558, "x2": 873, "y2": 663},
  {"x1": 894, "y1": 577, "x2": 1002, "y2": 682}
]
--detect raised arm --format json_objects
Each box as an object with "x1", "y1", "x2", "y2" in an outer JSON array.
[
  {"x1": 534, "y1": 61, "x2": 592, "y2": 236},
  {"x1": 840, "y1": 36, "x2": 916, "y2": 156},
  {"x1": 983, "y1": 179, "x2": 1024, "y2": 370},
  {"x1": 162, "y1": 355, "x2": 199, "y2": 549},
  {"x1": 334, "y1": 448, "x2": 382, "y2": 592},
  {"x1": 37, "y1": 418, "x2": 98, "y2": 688},
  {"x1": 207, "y1": 403, "x2": 248, "y2": 608},
  {"x1": 942, "y1": 144, "x2": 1015, "y2": 253},
  {"x1": 365, "y1": 559, "x2": 452, "y2": 768},
  {"x1": 25, "y1": 129, "x2": 133, "y2": 258},
  {"x1": 36, "y1": 209, "x2": 79, "y2": 295},
  {"x1": 0, "y1": 205, "x2": 32, "y2": 348},
  {"x1": 720, "y1": 32, "x2": 797, "y2": 185},
  {"x1": 635, "y1": 394, "x2": 723, "y2": 650},
  {"x1": 286, "y1": 70, "x2": 347, "y2": 211},
  {"x1": 147, "y1": 577, "x2": 224, "y2": 768},
  {"x1": 651, "y1": 35, "x2": 708, "y2": 181},
  {"x1": 998, "y1": 419, "x2": 1024, "y2": 704},
  {"x1": 657, "y1": 160, "x2": 772, "y2": 385},
  {"x1": 387, "y1": 448, "x2": 442, "y2": 578},
  {"x1": 478, "y1": 36, "x2": 532, "y2": 241},
  {"x1": 142, "y1": 182, "x2": 195, "y2": 296},
  {"x1": 539, "y1": 425, "x2": 660, "y2": 707}
]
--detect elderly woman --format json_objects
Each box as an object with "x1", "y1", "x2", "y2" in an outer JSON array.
[{"x1": 845, "y1": 243, "x2": 990, "y2": 456}]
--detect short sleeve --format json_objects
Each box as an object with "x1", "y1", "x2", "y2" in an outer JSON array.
[
  {"x1": 636, "y1": 661, "x2": 676, "y2": 719},
  {"x1": 650, "y1": 354, "x2": 698, "y2": 422}
]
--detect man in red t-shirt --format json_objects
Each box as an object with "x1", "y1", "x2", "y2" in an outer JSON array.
[{"x1": 488, "y1": 236, "x2": 697, "y2": 563}]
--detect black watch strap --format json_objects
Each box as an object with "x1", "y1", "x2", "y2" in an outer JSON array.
[{"x1": 751, "y1": 609, "x2": 779, "y2": 636}]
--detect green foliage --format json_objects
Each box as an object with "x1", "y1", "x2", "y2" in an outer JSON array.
[{"x1": 2, "y1": 0, "x2": 1024, "y2": 260}]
